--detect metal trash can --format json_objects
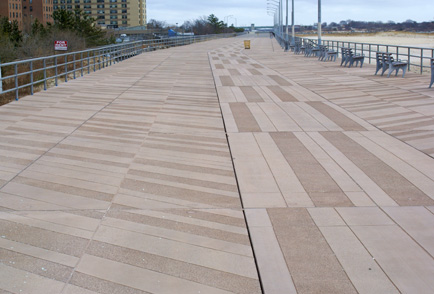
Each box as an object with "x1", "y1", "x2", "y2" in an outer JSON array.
[{"x1": 244, "y1": 40, "x2": 251, "y2": 49}]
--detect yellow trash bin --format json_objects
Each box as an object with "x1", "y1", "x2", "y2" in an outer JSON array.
[{"x1": 244, "y1": 40, "x2": 251, "y2": 49}]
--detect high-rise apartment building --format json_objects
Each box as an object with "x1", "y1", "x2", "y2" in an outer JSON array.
[
  {"x1": 0, "y1": 0, "x2": 54, "y2": 30},
  {"x1": 53, "y1": 0, "x2": 146, "y2": 29}
]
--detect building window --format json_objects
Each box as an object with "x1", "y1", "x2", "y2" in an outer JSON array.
[
  {"x1": 121, "y1": 9, "x2": 126, "y2": 13},
  {"x1": 122, "y1": 21, "x2": 127, "y2": 25},
  {"x1": 110, "y1": 10, "x2": 117, "y2": 13},
  {"x1": 97, "y1": 15, "x2": 105, "y2": 19},
  {"x1": 97, "y1": 4, "x2": 104, "y2": 8},
  {"x1": 67, "y1": 4, "x2": 72, "y2": 8},
  {"x1": 110, "y1": 21, "x2": 118, "y2": 25},
  {"x1": 109, "y1": 4, "x2": 117, "y2": 8},
  {"x1": 29, "y1": 6, "x2": 33, "y2": 11},
  {"x1": 84, "y1": 5, "x2": 90, "y2": 8}
]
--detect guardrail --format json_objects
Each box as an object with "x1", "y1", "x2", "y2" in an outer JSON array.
[
  {"x1": 274, "y1": 32, "x2": 434, "y2": 74},
  {"x1": 0, "y1": 33, "x2": 240, "y2": 102}
]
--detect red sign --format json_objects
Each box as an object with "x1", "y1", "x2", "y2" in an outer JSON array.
[{"x1": 54, "y1": 40, "x2": 68, "y2": 51}]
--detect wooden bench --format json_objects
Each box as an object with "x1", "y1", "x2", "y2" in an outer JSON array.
[
  {"x1": 294, "y1": 41, "x2": 304, "y2": 55},
  {"x1": 382, "y1": 53, "x2": 408, "y2": 78},
  {"x1": 430, "y1": 58, "x2": 434, "y2": 88},
  {"x1": 340, "y1": 48, "x2": 364, "y2": 68},
  {"x1": 374, "y1": 52, "x2": 386, "y2": 75},
  {"x1": 318, "y1": 45, "x2": 337, "y2": 62}
]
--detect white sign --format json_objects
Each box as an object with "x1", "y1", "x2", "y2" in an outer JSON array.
[{"x1": 54, "y1": 40, "x2": 68, "y2": 51}]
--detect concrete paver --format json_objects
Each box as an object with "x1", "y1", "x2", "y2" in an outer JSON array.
[{"x1": 0, "y1": 34, "x2": 433, "y2": 293}]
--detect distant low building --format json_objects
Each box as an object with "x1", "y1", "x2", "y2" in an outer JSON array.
[
  {"x1": 52, "y1": 0, "x2": 147, "y2": 29},
  {"x1": 0, "y1": 0, "x2": 54, "y2": 30}
]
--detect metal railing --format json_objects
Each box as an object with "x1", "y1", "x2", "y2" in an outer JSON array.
[
  {"x1": 0, "y1": 33, "x2": 240, "y2": 102},
  {"x1": 274, "y1": 32, "x2": 434, "y2": 74}
]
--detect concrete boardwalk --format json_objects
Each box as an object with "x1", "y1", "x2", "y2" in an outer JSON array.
[{"x1": 0, "y1": 35, "x2": 433, "y2": 294}]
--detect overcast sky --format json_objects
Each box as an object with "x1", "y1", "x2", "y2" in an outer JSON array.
[{"x1": 147, "y1": 0, "x2": 434, "y2": 27}]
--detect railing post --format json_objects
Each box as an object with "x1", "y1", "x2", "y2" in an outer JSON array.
[
  {"x1": 81, "y1": 52, "x2": 84, "y2": 77},
  {"x1": 64, "y1": 55, "x2": 68, "y2": 82},
  {"x1": 73, "y1": 54, "x2": 76, "y2": 79},
  {"x1": 0, "y1": 58, "x2": 2, "y2": 94},
  {"x1": 43, "y1": 59, "x2": 47, "y2": 90},
  {"x1": 420, "y1": 48, "x2": 423, "y2": 74},
  {"x1": 14, "y1": 63, "x2": 18, "y2": 100},
  {"x1": 30, "y1": 61, "x2": 34, "y2": 95},
  {"x1": 408, "y1": 48, "x2": 411, "y2": 71},
  {"x1": 55, "y1": 56, "x2": 58, "y2": 86},
  {"x1": 369, "y1": 44, "x2": 371, "y2": 64}
]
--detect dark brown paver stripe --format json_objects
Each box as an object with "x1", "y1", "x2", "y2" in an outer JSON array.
[
  {"x1": 248, "y1": 69, "x2": 261, "y2": 75},
  {"x1": 14, "y1": 176, "x2": 114, "y2": 202},
  {"x1": 134, "y1": 158, "x2": 234, "y2": 177},
  {"x1": 383, "y1": 119, "x2": 434, "y2": 131},
  {"x1": 120, "y1": 179, "x2": 241, "y2": 208},
  {"x1": 268, "y1": 208, "x2": 358, "y2": 294},
  {"x1": 267, "y1": 86, "x2": 298, "y2": 102},
  {"x1": 105, "y1": 210, "x2": 251, "y2": 245},
  {"x1": 161, "y1": 209, "x2": 246, "y2": 227},
  {"x1": 322, "y1": 132, "x2": 434, "y2": 206},
  {"x1": 85, "y1": 241, "x2": 261, "y2": 294},
  {"x1": 240, "y1": 86, "x2": 264, "y2": 102},
  {"x1": 140, "y1": 142, "x2": 229, "y2": 157},
  {"x1": 271, "y1": 132, "x2": 353, "y2": 207},
  {"x1": 307, "y1": 102, "x2": 367, "y2": 131},
  {"x1": 220, "y1": 76, "x2": 235, "y2": 86},
  {"x1": 127, "y1": 169, "x2": 238, "y2": 192},
  {"x1": 229, "y1": 103, "x2": 262, "y2": 132},
  {"x1": 268, "y1": 75, "x2": 292, "y2": 86},
  {"x1": 228, "y1": 69, "x2": 241, "y2": 76},
  {"x1": 0, "y1": 220, "x2": 89, "y2": 257},
  {"x1": 0, "y1": 248, "x2": 73, "y2": 282},
  {"x1": 70, "y1": 272, "x2": 149, "y2": 294}
]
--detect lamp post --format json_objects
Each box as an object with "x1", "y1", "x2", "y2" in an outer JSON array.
[
  {"x1": 318, "y1": 0, "x2": 322, "y2": 45},
  {"x1": 268, "y1": 0, "x2": 281, "y2": 38},
  {"x1": 284, "y1": 0, "x2": 289, "y2": 51},
  {"x1": 224, "y1": 15, "x2": 233, "y2": 26},
  {"x1": 291, "y1": 0, "x2": 295, "y2": 45}
]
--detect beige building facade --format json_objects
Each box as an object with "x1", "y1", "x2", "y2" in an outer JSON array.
[{"x1": 53, "y1": 0, "x2": 146, "y2": 28}]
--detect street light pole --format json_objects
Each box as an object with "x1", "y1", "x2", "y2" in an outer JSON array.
[
  {"x1": 284, "y1": 0, "x2": 289, "y2": 51},
  {"x1": 318, "y1": 0, "x2": 322, "y2": 45},
  {"x1": 291, "y1": 0, "x2": 295, "y2": 45},
  {"x1": 267, "y1": 0, "x2": 280, "y2": 36}
]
